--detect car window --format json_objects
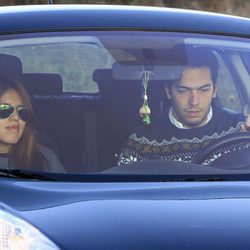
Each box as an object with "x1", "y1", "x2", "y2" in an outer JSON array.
[
  {"x1": 241, "y1": 51, "x2": 250, "y2": 74},
  {"x1": 216, "y1": 54, "x2": 242, "y2": 112},
  {"x1": 0, "y1": 34, "x2": 115, "y2": 93},
  {"x1": 0, "y1": 31, "x2": 249, "y2": 175}
]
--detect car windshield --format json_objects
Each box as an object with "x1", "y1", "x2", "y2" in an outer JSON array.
[{"x1": 1, "y1": 30, "x2": 250, "y2": 179}]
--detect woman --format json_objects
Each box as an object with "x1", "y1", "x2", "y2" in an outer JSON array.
[{"x1": 0, "y1": 76, "x2": 65, "y2": 172}]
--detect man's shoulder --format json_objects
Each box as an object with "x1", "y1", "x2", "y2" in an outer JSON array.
[
  {"x1": 214, "y1": 106, "x2": 245, "y2": 120},
  {"x1": 131, "y1": 114, "x2": 172, "y2": 141},
  {"x1": 209, "y1": 106, "x2": 245, "y2": 133}
]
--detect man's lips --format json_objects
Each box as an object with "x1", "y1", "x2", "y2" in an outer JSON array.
[{"x1": 185, "y1": 110, "x2": 202, "y2": 118}]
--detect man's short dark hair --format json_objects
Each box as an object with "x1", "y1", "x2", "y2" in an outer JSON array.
[
  {"x1": 165, "y1": 46, "x2": 219, "y2": 89},
  {"x1": 184, "y1": 46, "x2": 219, "y2": 84}
]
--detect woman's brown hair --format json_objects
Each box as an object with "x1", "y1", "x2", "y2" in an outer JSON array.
[{"x1": 0, "y1": 77, "x2": 47, "y2": 170}]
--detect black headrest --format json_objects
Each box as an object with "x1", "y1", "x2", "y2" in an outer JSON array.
[
  {"x1": 22, "y1": 73, "x2": 63, "y2": 95},
  {"x1": 93, "y1": 68, "x2": 141, "y2": 99},
  {"x1": 0, "y1": 53, "x2": 23, "y2": 80}
]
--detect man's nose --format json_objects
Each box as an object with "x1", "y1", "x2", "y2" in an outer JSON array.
[{"x1": 189, "y1": 90, "x2": 199, "y2": 106}]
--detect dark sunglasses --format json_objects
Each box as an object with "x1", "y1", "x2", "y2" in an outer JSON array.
[{"x1": 0, "y1": 104, "x2": 31, "y2": 122}]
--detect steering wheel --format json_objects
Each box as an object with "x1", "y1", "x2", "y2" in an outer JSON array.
[{"x1": 191, "y1": 132, "x2": 250, "y2": 165}]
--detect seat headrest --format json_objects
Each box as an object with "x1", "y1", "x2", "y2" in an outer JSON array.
[
  {"x1": 92, "y1": 68, "x2": 112, "y2": 83},
  {"x1": 22, "y1": 73, "x2": 63, "y2": 95},
  {"x1": 0, "y1": 54, "x2": 23, "y2": 80}
]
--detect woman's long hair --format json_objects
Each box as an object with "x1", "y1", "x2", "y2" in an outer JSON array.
[{"x1": 0, "y1": 77, "x2": 47, "y2": 170}]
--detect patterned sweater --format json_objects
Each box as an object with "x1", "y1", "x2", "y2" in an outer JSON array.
[{"x1": 118, "y1": 106, "x2": 245, "y2": 165}]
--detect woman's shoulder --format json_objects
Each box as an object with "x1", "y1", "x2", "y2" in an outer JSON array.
[
  {"x1": 37, "y1": 144, "x2": 66, "y2": 173},
  {"x1": 0, "y1": 154, "x2": 8, "y2": 169},
  {"x1": 38, "y1": 144, "x2": 57, "y2": 155}
]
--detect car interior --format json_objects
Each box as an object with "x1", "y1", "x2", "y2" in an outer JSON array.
[
  {"x1": 0, "y1": 53, "x2": 168, "y2": 172},
  {"x1": 1, "y1": 32, "x2": 249, "y2": 174}
]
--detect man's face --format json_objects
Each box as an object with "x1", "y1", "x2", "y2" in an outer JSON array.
[{"x1": 165, "y1": 67, "x2": 216, "y2": 128}]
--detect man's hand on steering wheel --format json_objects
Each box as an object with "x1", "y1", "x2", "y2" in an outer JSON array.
[{"x1": 240, "y1": 114, "x2": 250, "y2": 132}]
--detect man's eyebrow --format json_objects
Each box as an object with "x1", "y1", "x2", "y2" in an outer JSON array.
[
  {"x1": 175, "y1": 83, "x2": 213, "y2": 89},
  {"x1": 199, "y1": 83, "x2": 213, "y2": 89}
]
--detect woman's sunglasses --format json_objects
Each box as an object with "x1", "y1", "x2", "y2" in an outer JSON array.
[{"x1": 0, "y1": 104, "x2": 30, "y2": 122}]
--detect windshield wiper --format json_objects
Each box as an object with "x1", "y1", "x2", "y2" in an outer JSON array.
[
  {"x1": 181, "y1": 176, "x2": 224, "y2": 182},
  {"x1": 64, "y1": 173, "x2": 226, "y2": 182},
  {"x1": 0, "y1": 169, "x2": 59, "y2": 181},
  {"x1": 164, "y1": 174, "x2": 250, "y2": 182}
]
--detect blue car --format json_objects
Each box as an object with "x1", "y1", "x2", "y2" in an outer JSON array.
[{"x1": 0, "y1": 4, "x2": 250, "y2": 250}]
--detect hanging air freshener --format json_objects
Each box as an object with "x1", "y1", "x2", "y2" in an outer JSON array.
[{"x1": 139, "y1": 70, "x2": 152, "y2": 125}]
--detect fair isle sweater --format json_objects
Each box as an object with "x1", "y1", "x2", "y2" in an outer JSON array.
[{"x1": 118, "y1": 106, "x2": 245, "y2": 165}]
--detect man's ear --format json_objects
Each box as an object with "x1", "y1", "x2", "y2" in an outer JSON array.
[
  {"x1": 165, "y1": 85, "x2": 172, "y2": 99},
  {"x1": 212, "y1": 84, "x2": 218, "y2": 98}
]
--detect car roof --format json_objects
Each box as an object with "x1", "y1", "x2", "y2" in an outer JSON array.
[{"x1": 0, "y1": 5, "x2": 249, "y2": 37}]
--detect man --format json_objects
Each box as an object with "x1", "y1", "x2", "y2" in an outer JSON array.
[{"x1": 118, "y1": 47, "x2": 250, "y2": 165}]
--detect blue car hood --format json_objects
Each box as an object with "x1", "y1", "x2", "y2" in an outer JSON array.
[{"x1": 1, "y1": 180, "x2": 250, "y2": 250}]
